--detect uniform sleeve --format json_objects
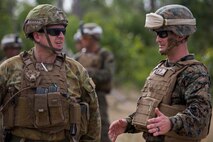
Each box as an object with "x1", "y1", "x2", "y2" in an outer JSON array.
[
  {"x1": 87, "y1": 50, "x2": 114, "y2": 84},
  {"x1": 169, "y1": 64, "x2": 212, "y2": 137},
  {"x1": 124, "y1": 113, "x2": 140, "y2": 133},
  {"x1": 80, "y1": 69, "x2": 101, "y2": 142}
]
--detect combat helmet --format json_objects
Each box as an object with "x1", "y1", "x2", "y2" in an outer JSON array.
[
  {"x1": 73, "y1": 30, "x2": 82, "y2": 42},
  {"x1": 1, "y1": 33, "x2": 22, "y2": 50},
  {"x1": 79, "y1": 23, "x2": 103, "y2": 40},
  {"x1": 23, "y1": 4, "x2": 68, "y2": 38},
  {"x1": 145, "y1": 4, "x2": 196, "y2": 36}
]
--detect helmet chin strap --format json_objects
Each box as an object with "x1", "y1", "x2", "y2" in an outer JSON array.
[
  {"x1": 35, "y1": 27, "x2": 62, "y2": 54},
  {"x1": 163, "y1": 36, "x2": 185, "y2": 55}
]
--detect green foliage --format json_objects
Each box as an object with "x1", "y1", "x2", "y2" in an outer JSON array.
[{"x1": 65, "y1": 16, "x2": 81, "y2": 52}]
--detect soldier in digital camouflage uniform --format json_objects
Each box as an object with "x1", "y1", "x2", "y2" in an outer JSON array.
[
  {"x1": 0, "y1": 33, "x2": 22, "y2": 64},
  {"x1": 0, "y1": 4, "x2": 101, "y2": 142},
  {"x1": 108, "y1": 4, "x2": 212, "y2": 142},
  {"x1": 74, "y1": 23, "x2": 114, "y2": 142}
]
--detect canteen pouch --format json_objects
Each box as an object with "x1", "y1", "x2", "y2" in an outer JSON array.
[
  {"x1": 34, "y1": 93, "x2": 50, "y2": 127},
  {"x1": 132, "y1": 97, "x2": 159, "y2": 130}
]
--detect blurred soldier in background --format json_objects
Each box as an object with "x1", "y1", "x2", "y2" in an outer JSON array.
[
  {"x1": 72, "y1": 30, "x2": 85, "y2": 59},
  {"x1": 75, "y1": 23, "x2": 115, "y2": 142},
  {"x1": 0, "y1": 33, "x2": 22, "y2": 63},
  {"x1": 0, "y1": 33, "x2": 22, "y2": 141},
  {"x1": 0, "y1": 4, "x2": 101, "y2": 142},
  {"x1": 109, "y1": 4, "x2": 212, "y2": 142},
  {"x1": 73, "y1": 30, "x2": 83, "y2": 52}
]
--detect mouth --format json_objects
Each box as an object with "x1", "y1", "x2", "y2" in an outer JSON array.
[{"x1": 56, "y1": 42, "x2": 63, "y2": 46}]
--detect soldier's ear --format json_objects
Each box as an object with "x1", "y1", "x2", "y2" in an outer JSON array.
[
  {"x1": 33, "y1": 32, "x2": 42, "y2": 42},
  {"x1": 176, "y1": 35, "x2": 187, "y2": 42}
]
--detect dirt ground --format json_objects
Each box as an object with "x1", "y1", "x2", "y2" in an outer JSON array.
[{"x1": 107, "y1": 88, "x2": 213, "y2": 142}]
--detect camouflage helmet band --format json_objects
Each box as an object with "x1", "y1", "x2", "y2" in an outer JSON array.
[
  {"x1": 145, "y1": 13, "x2": 196, "y2": 29},
  {"x1": 81, "y1": 26, "x2": 102, "y2": 36}
]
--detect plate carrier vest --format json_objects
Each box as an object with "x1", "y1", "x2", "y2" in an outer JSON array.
[
  {"x1": 132, "y1": 59, "x2": 210, "y2": 142},
  {"x1": 1, "y1": 51, "x2": 81, "y2": 135}
]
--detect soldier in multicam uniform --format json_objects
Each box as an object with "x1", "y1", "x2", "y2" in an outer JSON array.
[
  {"x1": 0, "y1": 4, "x2": 101, "y2": 142},
  {"x1": 0, "y1": 33, "x2": 22, "y2": 63},
  {"x1": 74, "y1": 23, "x2": 114, "y2": 142},
  {"x1": 108, "y1": 4, "x2": 212, "y2": 142}
]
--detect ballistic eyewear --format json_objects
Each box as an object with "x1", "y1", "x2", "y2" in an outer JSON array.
[
  {"x1": 155, "y1": 31, "x2": 169, "y2": 38},
  {"x1": 39, "y1": 28, "x2": 66, "y2": 36}
]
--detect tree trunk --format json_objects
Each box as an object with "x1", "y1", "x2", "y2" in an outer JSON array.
[{"x1": 72, "y1": 0, "x2": 82, "y2": 19}]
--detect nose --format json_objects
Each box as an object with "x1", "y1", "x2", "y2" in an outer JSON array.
[
  {"x1": 58, "y1": 32, "x2": 65, "y2": 37},
  {"x1": 156, "y1": 36, "x2": 160, "y2": 43}
]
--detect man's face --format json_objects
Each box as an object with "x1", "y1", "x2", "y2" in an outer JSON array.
[
  {"x1": 4, "y1": 47, "x2": 21, "y2": 58},
  {"x1": 81, "y1": 35, "x2": 93, "y2": 49},
  {"x1": 38, "y1": 25, "x2": 66, "y2": 52},
  {"x1": 155, "y1": 31, "x2": 179, "y2": 55}
]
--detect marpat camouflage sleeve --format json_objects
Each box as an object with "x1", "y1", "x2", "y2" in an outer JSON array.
[{"x1": 169, "y1": 63, "x2": 212, "y2": 137}]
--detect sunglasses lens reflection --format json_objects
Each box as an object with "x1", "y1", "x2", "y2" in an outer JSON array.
[{"x1": 156, "y1": 31, "x2": 168, "y2": 38}]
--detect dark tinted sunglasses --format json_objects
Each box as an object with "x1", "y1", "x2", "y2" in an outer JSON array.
[
  {"x1": 155, "y1": 31, "x2": 169, "y2": 38},
  {"x1": 39, "y1": 28, "x2": 66, "y2": 36}
]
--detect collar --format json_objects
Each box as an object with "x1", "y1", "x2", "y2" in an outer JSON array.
[{"x1": 165, "y1": 54, "x2": 195, "y2": 67}]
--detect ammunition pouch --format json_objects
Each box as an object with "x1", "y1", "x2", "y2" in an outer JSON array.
[
  {"x1": 34, "y1": 92, "x2": 69, "y2": 132},
  {"x1": 132, "y1": 97, "x2": 160, "y2": 131}
]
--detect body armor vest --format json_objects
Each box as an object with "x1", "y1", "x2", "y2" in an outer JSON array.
[
  {"x1": 2, "y1": 52, "x2": 81, "y2": 135},
  {"x1": 76, "y1": 48, "x2": 112, "y2": 92},
  {"x1": 132, "y1": 59, "x2": 210, "y2": 142}
]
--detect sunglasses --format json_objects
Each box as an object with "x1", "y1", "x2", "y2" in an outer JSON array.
[
  {"x1": 39, "y1": 28, "x2": 66, "y2": 36},
  {"x1": 155, "y1": 31, "x2": 169, "y2": 38}
]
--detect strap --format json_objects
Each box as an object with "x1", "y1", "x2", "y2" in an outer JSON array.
[{"x1": 20, "y1": 51, "x2": 33, "y2": 66}]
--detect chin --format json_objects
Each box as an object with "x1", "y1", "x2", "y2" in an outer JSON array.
[{"x1": 159, "y1": 50, "x2": 166, "y2": 55}]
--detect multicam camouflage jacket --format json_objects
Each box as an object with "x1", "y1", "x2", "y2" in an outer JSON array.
[
  {"x1": 125, "y1": 55, "x2": 212, "y2": 142},
  {"x1": 0, "y1": 49, "x2": 101, "y2": 142}
]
